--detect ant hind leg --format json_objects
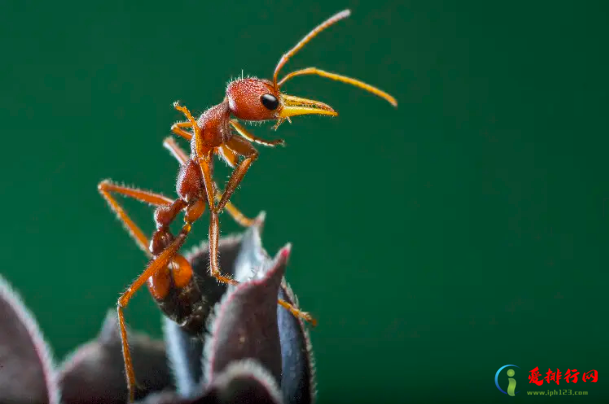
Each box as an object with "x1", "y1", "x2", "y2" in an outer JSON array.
[{"x1": 116, "y1": 224, "x2": 192, "y2": 402}]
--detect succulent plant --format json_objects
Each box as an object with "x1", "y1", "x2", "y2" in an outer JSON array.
[{"x1": 0, "y1": 218, "x2": 316, "y2": 404}]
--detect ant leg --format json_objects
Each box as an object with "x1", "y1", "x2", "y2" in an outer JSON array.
[
  {"x1": 230, "y1": 120, "x2": 285, "y2": 147},
  {"x1": 173, "y1": 102, "x2": 198, "y2": 131},
  {"x1": 216, "y1": 145, "x2": 257, "y2": 227},
  {"x1": 198, "y1": 152, "x2": 236, "y2": 285},
  {"x1": 214, "y1": 135, "x2": 259, "y2": 212},
  {"x1": 219, "y1": 145, "x2": 238, "y2": 168},
  {"x1": 98, "y1": 180, "x2": 173, "y2": 255},
  {"x1": 278, "y1": 299, "x2": 317, "y2": 327},
  {"x1": 117, "y1": 223, "x2": 192, "y2": 402},
  {"x1": 220, "y1": 199, "x2": 256, "y2": 228},
  {"x1": 208, "y1": 210, "x2": 238, "y2": 285},
  {"x1": 163, "y1": 137, "x2": 189, "y2": 165},
  {"x1": 171, "y1": 121, "x2": 194, "y2": 141},
  {"x1": 163, "y1": 138, "x2": 255, "y2": 228}
]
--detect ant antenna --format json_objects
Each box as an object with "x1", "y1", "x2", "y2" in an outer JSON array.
[
  {"x1": 278, "y1": 67, "x2": 397, "y2": 107},
  {"x1": 273, "y1": 9, "x2": 351, "y2": 87}
]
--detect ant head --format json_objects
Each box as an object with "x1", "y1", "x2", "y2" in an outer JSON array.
[{"x1": 226, "y1": 77, "x2": 336, "y2": 122}]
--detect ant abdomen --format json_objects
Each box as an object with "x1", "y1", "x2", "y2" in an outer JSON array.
[
  {"x1": 162, "y1": 288, "x2": 208, "y2": 335},
  {"x1": 150, "y1": 255, "x2": 208, "y2": 335}
]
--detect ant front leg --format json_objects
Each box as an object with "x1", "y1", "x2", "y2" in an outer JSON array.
[{"x1": 230, "y1": 120, "x2": 285, "y2": 147}]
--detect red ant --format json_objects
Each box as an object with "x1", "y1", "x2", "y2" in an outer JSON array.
[{"x1": 98, "y1": 9, "x2": 396, "y2": 402}]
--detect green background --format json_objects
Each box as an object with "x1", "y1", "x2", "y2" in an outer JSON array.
[{"x1": 1, "y1": 0, "x2": 607, "y2": 403}]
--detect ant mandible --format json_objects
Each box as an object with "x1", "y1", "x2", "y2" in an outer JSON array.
[{"x1": 98, "y1": 8, "x2": 396, "y2": 402}]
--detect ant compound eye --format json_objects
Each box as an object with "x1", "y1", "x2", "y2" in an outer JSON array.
[{"x1": 261, "y1": 94, "x2": 279, "y2": 110}]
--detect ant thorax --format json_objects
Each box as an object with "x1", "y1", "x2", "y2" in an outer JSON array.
[{"x1": 192, "y1": 102, "x2": 233, "y2": 150}]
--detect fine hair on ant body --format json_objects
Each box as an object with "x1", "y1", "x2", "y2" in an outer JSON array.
[{"x1": 98, "y1": 8, "x2": 396, "y2": 402}]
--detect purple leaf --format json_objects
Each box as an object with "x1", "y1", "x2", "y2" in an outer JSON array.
[
  {"x1": 58, "y1": 311, "x2": 172, "y2": 404},
  {"x1": 231, "y1": 212, "x2": 268, "y2": 282},
  {"x1": 203, "y1": 246, "x2": 290, "y2": 387},
  {"x1": 0, "y1": 274, "x2": 59, "y2": 404},
  {"x1": 199, "y1": 359, "x2": 284, "y2": 404}
]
